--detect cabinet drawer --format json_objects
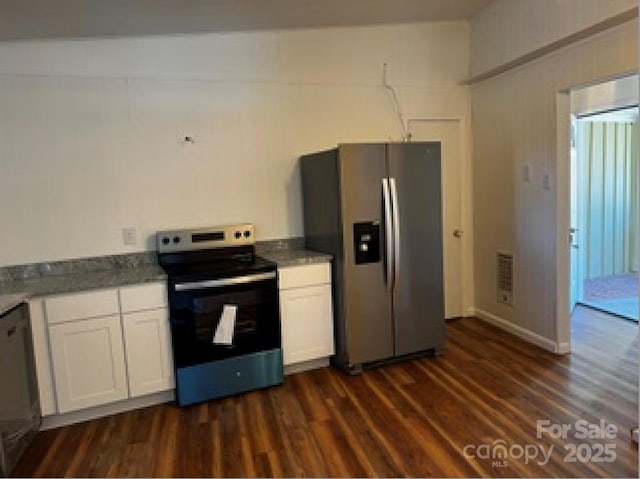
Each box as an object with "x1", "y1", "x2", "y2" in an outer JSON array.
[
  {"x1": 119, "y1": 282, "x2": 168, "y2": 313},
  {"x1": 45, "y1": 289, "x2": 119, "y2": 325},
  {"x1": 278, "y1": 263, "x2": 331, "y2": 290}
]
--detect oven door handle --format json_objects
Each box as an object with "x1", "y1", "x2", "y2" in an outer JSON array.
[{"x1": 174, "y1": 271, "x2": 277, "y2": 291}]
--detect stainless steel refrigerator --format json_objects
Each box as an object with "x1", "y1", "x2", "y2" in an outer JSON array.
[{"x1": 300, "y1": 142, "x2": 444, "y2": 373}]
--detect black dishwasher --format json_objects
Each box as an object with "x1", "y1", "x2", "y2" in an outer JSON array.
[{"x1": 0, "y1": 303, "x2": 40, "y2": 477}]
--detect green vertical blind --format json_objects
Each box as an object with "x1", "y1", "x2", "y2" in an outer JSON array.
[{"x1": 580, "y1": 121, "x2": 638, "y2": 279}]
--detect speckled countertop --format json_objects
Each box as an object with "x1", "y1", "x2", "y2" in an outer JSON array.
[
  {"x1": 259, "y1": 249, "x2": 332, "y2": 267},
  {"x1": 0, "y1": 264, "x2": 166, "y2": 298},
  {"x1": 256, "y1": 238, "x2": 332, "y2": 267},
  {"x1": 0, "y1": 241, "x2": 331, "y2": 306},
  {"x1": 0, "y1": 252, "x2": 167, "y2": 306},
  {"x1": 0, "y1": 293, "x2": 29, "y2": 316}
]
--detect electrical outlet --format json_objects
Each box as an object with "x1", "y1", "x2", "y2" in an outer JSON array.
[
  {"x1": 543, "y1": 173, "x2": 551, "y2": 191},
  {"x1": 122, "y1": 227, "x2": 137, "y2": 246}
]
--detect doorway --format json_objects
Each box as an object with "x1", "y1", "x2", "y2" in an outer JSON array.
[
  {"x1": 556, "y1": 74, "x2": 639, "y2": 352},
  {"x1": 570, "y1": 106, "x2": 638, "y2": 321}
]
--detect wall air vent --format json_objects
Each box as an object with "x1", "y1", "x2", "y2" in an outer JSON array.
[{"x1": 497, "y1": 252, "x2": 513, "y2": 307}]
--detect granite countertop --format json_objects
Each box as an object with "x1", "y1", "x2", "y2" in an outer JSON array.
[
  {"x1": 259, "y1": 249, "x2": 332, "y2": 267},
  {"x1": 0, "y1": 293, "x2": 28, "y2": 316},
  {"x1": 0, "y1": 264, "x2": 166, "y2": 298},
  {"x1": 0, "y1": 242, "x2": 331, "y2": 301}
]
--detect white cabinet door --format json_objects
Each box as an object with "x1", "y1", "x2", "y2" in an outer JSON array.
[
  {"x1": 280, "y1": 284, "x2": 334, "y2": 366},
  {"x1": 122, "y1": 308, "x2": 174, "y2": 397},
  {"x1": 49, "y1": 315, "x2": 128, "y2": 413}
]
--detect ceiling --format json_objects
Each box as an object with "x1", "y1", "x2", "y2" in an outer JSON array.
[{"x1": 0, "y1": 0, "x2": 494, "y2": 41}]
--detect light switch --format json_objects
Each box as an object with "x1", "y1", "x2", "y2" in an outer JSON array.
[{"x1": 523, "y1": 163, "x2": 532, "y2": 183}]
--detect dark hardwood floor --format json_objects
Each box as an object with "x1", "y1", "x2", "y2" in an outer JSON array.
[{"x1": 13, "y1": 306, "x2": 638, "y2": 477}]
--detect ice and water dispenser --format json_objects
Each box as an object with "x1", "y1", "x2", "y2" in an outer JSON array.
[{"x1": 353, "y1": 222, "x2": 381, "y2": 264}]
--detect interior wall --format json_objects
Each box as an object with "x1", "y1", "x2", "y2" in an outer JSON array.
[
  {"x1": 470, "y1": 6, "x2": 638, "y2": 342},
  {"x1": 470, "y1": 0, "x2": 637, "y2": 77},
  {"x1": 0, "y1": 21, "x2": 470, "y2": 266}
]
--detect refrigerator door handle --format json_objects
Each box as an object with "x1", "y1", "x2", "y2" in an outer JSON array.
[
  {"x1": 382, "y1": 178, "x2": 394, "y2": 292},
  {"x1": 389, "y1": 177, "x2": 401, "y2": 291}
]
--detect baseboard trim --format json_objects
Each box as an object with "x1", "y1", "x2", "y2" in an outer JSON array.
[
  {"x1": 475, "y1": 308, "x2": 564, "y2": 354},
  {"x1": 555, "y1": 342, "x2": 571, "y2": 354},
  {"x1": 41, "y1": 390, "x2": 174, "y2": 430}
]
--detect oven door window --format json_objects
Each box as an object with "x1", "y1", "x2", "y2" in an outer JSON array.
[{"x1": 169, "y1": 276, "x2": 280, "y2": 367}]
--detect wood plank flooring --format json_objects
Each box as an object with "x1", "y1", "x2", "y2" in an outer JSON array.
[{"x1": 13, "y1": 306, "x2": 638, "y2": 477}]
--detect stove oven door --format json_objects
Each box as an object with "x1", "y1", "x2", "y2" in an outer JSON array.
[{"x1": 168, "y1": 271, "x2": 281, "y2": 369}]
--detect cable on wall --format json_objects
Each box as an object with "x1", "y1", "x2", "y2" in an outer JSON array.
[{"x1": 382, "y1": 63, "x2": 409, "y2": 142}]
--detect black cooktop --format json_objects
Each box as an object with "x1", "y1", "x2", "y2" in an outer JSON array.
[{"x1": 158, "y1": 246, "x2": 276, "y2": 282}]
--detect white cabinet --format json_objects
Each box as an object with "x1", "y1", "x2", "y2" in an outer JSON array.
[
  {"x1": 119, "y1": 283, "x2": 167, "y2": 313},
  {"x1": 122, "y1": 308, "x2": 174, "y2": 397},
  {"x1": 49, "y1": 314, "x2": 128, "y2": 413},
  {"x1": 278, "y1": 263, "x2": 334, "y2": 367},
  {"x1": 45, "y1": 289, "x2": 119, "y2": 325},
  {"x1": 31, "y1": 281, "x2": 172, "y2": 417},
  {"x1": 119, "y1": 283, "x2": 173, "y2": 398},
  {"x1": 27, "y1": 299, "x2": 56, "y2": 416},
  {"x1": 29, "y1": 299, "x2": 56, "y2": 416}
]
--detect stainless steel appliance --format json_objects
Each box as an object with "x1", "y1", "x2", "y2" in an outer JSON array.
[
  {"x1": 0, "y1": 302, "x2": 41, "y2": 477},
  {"x1": 157, "y1": 224, "x2": 283, "y2": 407},
  {"x1": 300, "y1": 142, "x2": 444, "y2": 373}
]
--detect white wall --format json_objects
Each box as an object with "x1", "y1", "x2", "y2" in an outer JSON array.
[
  {"x1": 470, "y1": 0, "x2": 637, "y2": 77},
  {"x1": 470, "y1": 5, "x2": 638, "y2": 343},
  {"x1": 0, "y1": 22, "x2": 470, "y2": 266}
]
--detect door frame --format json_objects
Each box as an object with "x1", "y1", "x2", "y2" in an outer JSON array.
[
  {"x1": 569, "y1": 113, "x2": 583, "y2": 311},
  {"x1": 556, "y1": 73, "x2": 640, "y2": 353},
  {"x1": 556, "y1": 91, "x2": 572, "y2": 354}
]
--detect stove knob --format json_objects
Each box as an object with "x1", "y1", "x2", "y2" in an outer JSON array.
[
  {"x1": 244, "y1": 230, "x2": 251, "y2": 238},
  {"x1": 234, "y1": 231, "x2": 242, "y2": 239},
  {"x1": 173, "y1": 236, "x2": 180, "y2": 244},
  {"x1": 162, "y1": 237, "x2": 170, "y2": 245}
]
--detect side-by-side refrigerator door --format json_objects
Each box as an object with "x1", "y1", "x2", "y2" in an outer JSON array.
[
  {"x1": 387, "y1": 142, "x2": 445, "y2": 356},
  {"x1": 339, "y1": 144, "x2": 394, "y2": 366}
]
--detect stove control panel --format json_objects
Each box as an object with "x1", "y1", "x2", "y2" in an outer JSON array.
[{"x1": 157, "y1": 224, "x2": 255, "y2": 253}]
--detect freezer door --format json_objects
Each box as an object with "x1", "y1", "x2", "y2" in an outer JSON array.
[
  {"x1": 387, "y1": 143, "x2": 444, "y2": 356},
  {"x1": 339, "y1": 144, "x2": 394, "y2": 366}
]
